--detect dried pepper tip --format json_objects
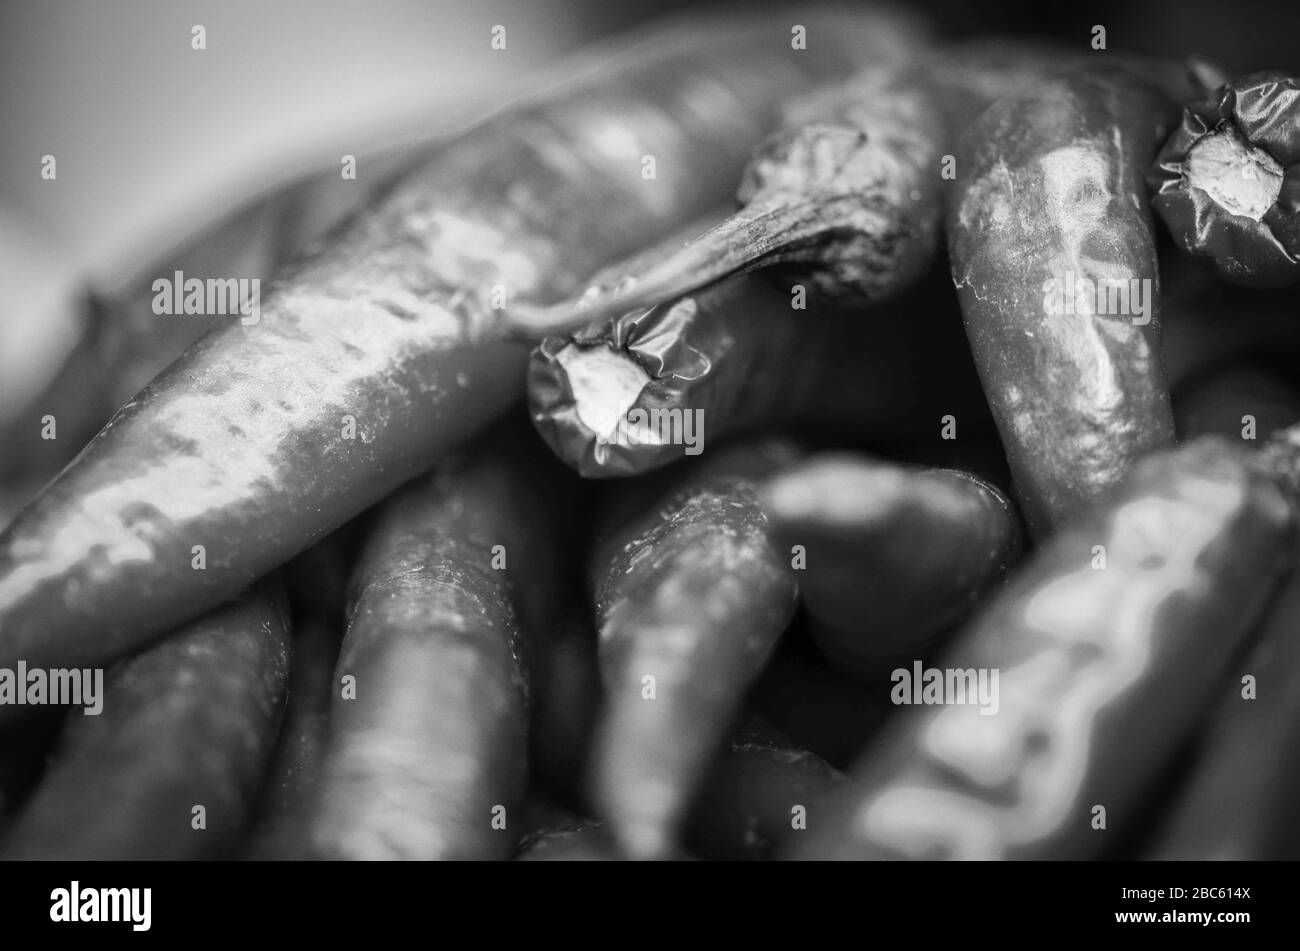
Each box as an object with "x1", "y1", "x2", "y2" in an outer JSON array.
[{"x1": 1149, "y1": 70, "x2": 1300, "y2": 287}]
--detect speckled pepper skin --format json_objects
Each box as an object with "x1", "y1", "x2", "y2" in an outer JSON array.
[
  {"x1": 0, "y1": 579, "x2": 291, "y2": 860},
  {"x1": 948, "y1": 71, "x2": 1179, "y2": 538},
  {"x1": 787, "y1": 437, "x2": 1295, "y2": 861},
  {"x1": 307, "y1": 431, "x2": 574, "y2": 860},
  {"x1": 588, "y1": 441, "x2": 801, "y2": 859},
  {"x1": 0, "y1": 10, "x2": 898, "y2": 694}
]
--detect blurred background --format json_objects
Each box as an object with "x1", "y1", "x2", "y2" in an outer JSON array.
[
  {"x1": 2, "y1": 0, "x2": 1294, "y2": 283},
  {"x1": 0, "y1": 0, "x2": 1295, "y2": 478}
]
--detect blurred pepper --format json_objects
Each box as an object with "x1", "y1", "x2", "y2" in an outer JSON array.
[{"x1": 789, "y1": 434, "x2": 1294, "y2": 860}]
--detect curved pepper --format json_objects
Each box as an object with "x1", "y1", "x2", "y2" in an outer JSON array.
[{"x1": 787, "y1": 435, "x2": 1295, "y2": 860}]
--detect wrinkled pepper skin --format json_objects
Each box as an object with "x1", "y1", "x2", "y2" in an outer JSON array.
[
  {"x1": 0, "y1": 580, "x2": 291, "y2": 860},
  {"x1": 0, "y1": 9, "x2": 899, "y2": 693},
  {"x1": 788, "y1": 438, "x2": 1294, "y2": 860},
  {"x1": 1150, "y1": 70, "x2": 1300, "y2": 287},
  {"x1": 948, "y1": 71, "x2": 1179, "y2": 539}
]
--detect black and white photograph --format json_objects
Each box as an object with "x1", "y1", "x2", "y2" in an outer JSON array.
[{"x1": 0, "y1": 0, "x2": 1296, "y2": 932}]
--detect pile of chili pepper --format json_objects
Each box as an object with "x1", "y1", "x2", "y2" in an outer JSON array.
[{"x1": 2, "y1": 5, "x2": 1300, "y2": 862}]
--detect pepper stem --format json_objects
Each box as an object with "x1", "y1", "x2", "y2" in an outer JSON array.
[{"x1": 509, "y1": 198, "x2": 831, "y2": 337}]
